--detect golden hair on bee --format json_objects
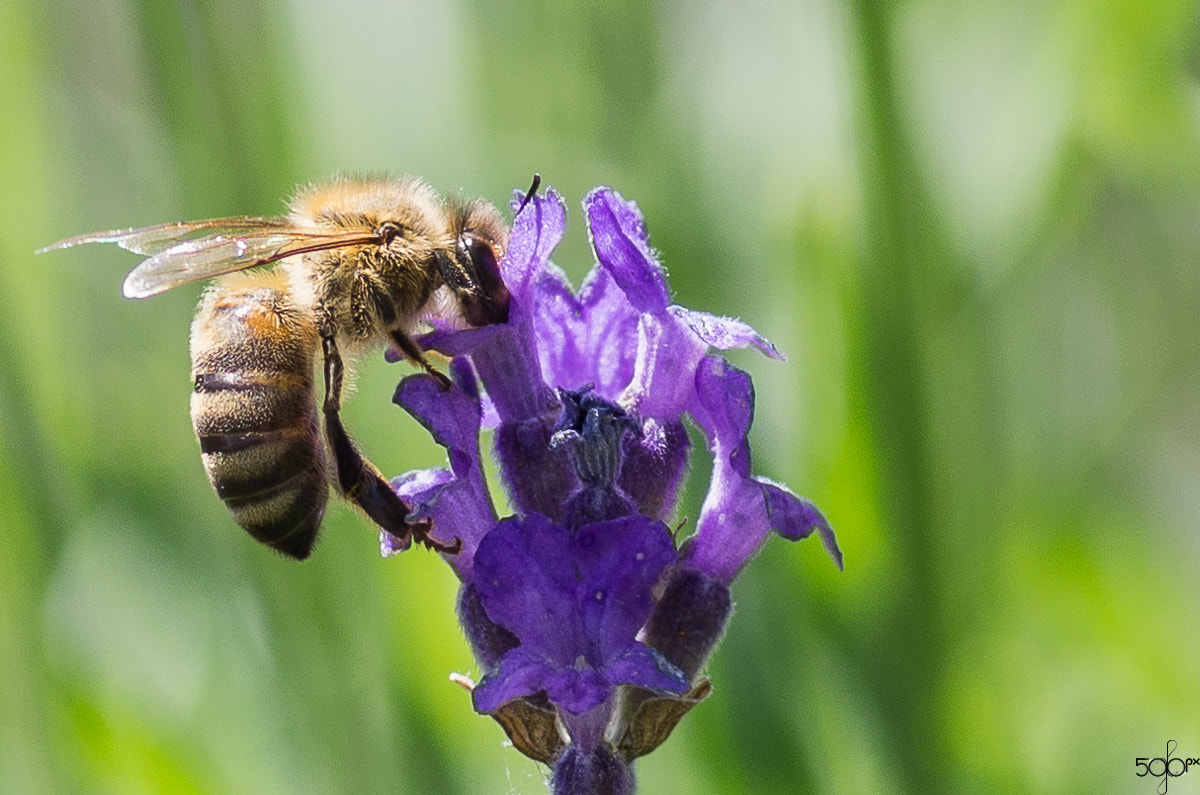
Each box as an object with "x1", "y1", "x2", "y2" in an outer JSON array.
[{"x1": 39, "y1": 174, "x2": 537, "y2": 559}]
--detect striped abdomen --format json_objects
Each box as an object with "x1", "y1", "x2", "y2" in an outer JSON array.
[{"x1": 189, "y1": 274, "x2": 327, "y2": 559}]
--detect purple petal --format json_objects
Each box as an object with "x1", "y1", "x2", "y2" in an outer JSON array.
[
  {"x1": 533, "y1": 265, "x2": 641, "y2": 399},
  {"x1": 393, "y1": 462, "x2": 454, "y2": 489},
  {"x1": 545, "y1": 647, "x2": 686, "y2": 716},
  {"x1": 419, "y1": 321, "x2": 508, "y2": 359},
  {"x1": 681, "y1": 356, "x2": 841, "y2": 581},
  {"x1": 505, "y1": 186, "x2": 568, "y2": 303},
  {"x1": 529, "y1": 264, "x2": 589, "y2": 390},
  {"x1": 461, "y1": 194, "x2": 562, "y2": 424},
  {"x1": 684, "y1": 473, "x2": 771, "y2": 584},
  {"x1": 474, "y1": 514, "x2": 676, "y2": 655},
  {"x1": 396, "y1": 364, "x2": 483, "y2": 460},
  {"x1": 585, "y1": 188, "x2": 671, "y2": 314},
  {"x1": 471, "y1": 513, "x2": 681, "y2": 714},
  {"x1": 692, "y1": 355, "x2": 754, "y2": 479},
  {"x1": 467, "y1": 305, "x2": 559, "y2": 423},
  {"x1": 758, "y1": 477, "x2": 843, "y2": 569},
  {"x1": 391, "y1": 467, "x2": 454, "y2": 516},
  {"x1": 618, "y1": 311, "x2": 708, "y2": 420},
  {"x1": 474, "y1": 514, "x2": 583, "y2": 661},
  {"x1": 472, "y1": 646, "x2": 561, "y2": 714},
  {"x1": 571, "y1": 267, "x2": 644, "y2": 398},
  {"x1": 678, "y1": 357, "x2": 769, "y2": 583},
  {"x1": 668, "y1": 305, "x2": 785, "y2": 360},
  {"x1": 545, "y1": 666, "x2": 613, "y2": 716},
  {"x1": 602, "y1": 646, "x2": 688, "y2": 697},
  {"x1": 571, "y1": 517, "x2": 676, "y2": 656},
  {"x1": 391, "y1": 362, "x2": 496, "y2": 579},
  {"x1": 473, "y1": 637, "x2": 686, "y2": 717}
]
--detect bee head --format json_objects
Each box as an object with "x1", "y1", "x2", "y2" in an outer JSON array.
[{"x1": 441, "y1": 200, "x2": 511, "y2": 327}]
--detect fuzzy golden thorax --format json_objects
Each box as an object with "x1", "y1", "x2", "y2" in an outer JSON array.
[{"x1": 285, "y1": 177, "x2": 459, "y2": 345}]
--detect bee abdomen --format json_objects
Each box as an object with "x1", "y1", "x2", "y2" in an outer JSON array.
[{"x1": 190, "y1": 276, "x2": 327, "y2": 559}]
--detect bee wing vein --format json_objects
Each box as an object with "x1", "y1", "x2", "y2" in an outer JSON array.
[
  {"x1": 121, "y1": 228, "x2": 386, "y2": 299},
  {"x1": 37, "y1": 217, "x2": 285, "y2": 256}
]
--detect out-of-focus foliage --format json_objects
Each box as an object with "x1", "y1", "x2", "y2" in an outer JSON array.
[{"x1": 3, "y1": 0, "x2": 1199, "y2": 792}]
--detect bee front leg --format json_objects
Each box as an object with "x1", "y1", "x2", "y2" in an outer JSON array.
[
  {"x1": 320, "y1": 334, "x2": 462, "y2": 554},
  {"x1": 389, "y1": 329, "x2": 453, "y2": 391}
]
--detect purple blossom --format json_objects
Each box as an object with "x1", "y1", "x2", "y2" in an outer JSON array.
[
  {"x1": 389, "y1": 184, "x2": 841, "y2": 789},
  {"x1": 470, "y1": 513, "x2": 687, "y2": 717}
]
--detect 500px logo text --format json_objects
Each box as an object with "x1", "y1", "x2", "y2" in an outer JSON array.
[{"x1": 1136, "y1": 741, "x2": 1199, "y2": 794}]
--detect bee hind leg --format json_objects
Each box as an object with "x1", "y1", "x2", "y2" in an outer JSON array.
[{"x1": 320, "y1": 334, "x2": 462, "y2": 554}]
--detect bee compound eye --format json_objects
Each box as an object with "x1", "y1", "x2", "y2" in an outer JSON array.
[{"x1": 458, "y1": 234, "x2": 510, "y2": 326}]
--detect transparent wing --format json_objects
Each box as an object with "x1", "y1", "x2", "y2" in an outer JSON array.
[
  {"x1": 121, "y1": 228, "x2": 390, "y2": 298},
  {"x1": 37, "y1": 216, "x2": 287, "y2": 256},
  {"x1": 39, "y1": 218, "x2": 388, "y2": 299}
]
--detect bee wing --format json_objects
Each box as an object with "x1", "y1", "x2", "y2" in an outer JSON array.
[
  {"x1": 38, "y1": 217, "x2": 388, "y2": 299},
  {"x1": 120, "y1": 227, "x2": 388, "y2": 298},
  {"x1": 37, "y1": 216, "x2": 288, "y2": 256}
]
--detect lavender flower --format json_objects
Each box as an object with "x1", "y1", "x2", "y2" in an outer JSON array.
[{"x1": 389, "y1": 184, "x2": 841, "y2": 792}]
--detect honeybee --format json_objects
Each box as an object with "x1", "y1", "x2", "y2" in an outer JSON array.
[{"x1": 41, "y1": 175, "x2": 536, "y2": 559}]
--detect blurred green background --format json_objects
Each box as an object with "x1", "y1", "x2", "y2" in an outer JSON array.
[{"x1": 3, "y1": 0, "x2": 1199, "y2": 792}]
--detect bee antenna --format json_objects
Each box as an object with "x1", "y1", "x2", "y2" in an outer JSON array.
[{"x1": 515, "y1": 173, "x2": 541, "y2": 217}]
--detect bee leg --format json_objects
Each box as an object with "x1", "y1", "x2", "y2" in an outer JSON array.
[
  {"x1": 320, "y1": 334, "x2": 462, "y2": 555},
  {"x1": 389, "y1": 329, "x2": 453, "y2": 391}
]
